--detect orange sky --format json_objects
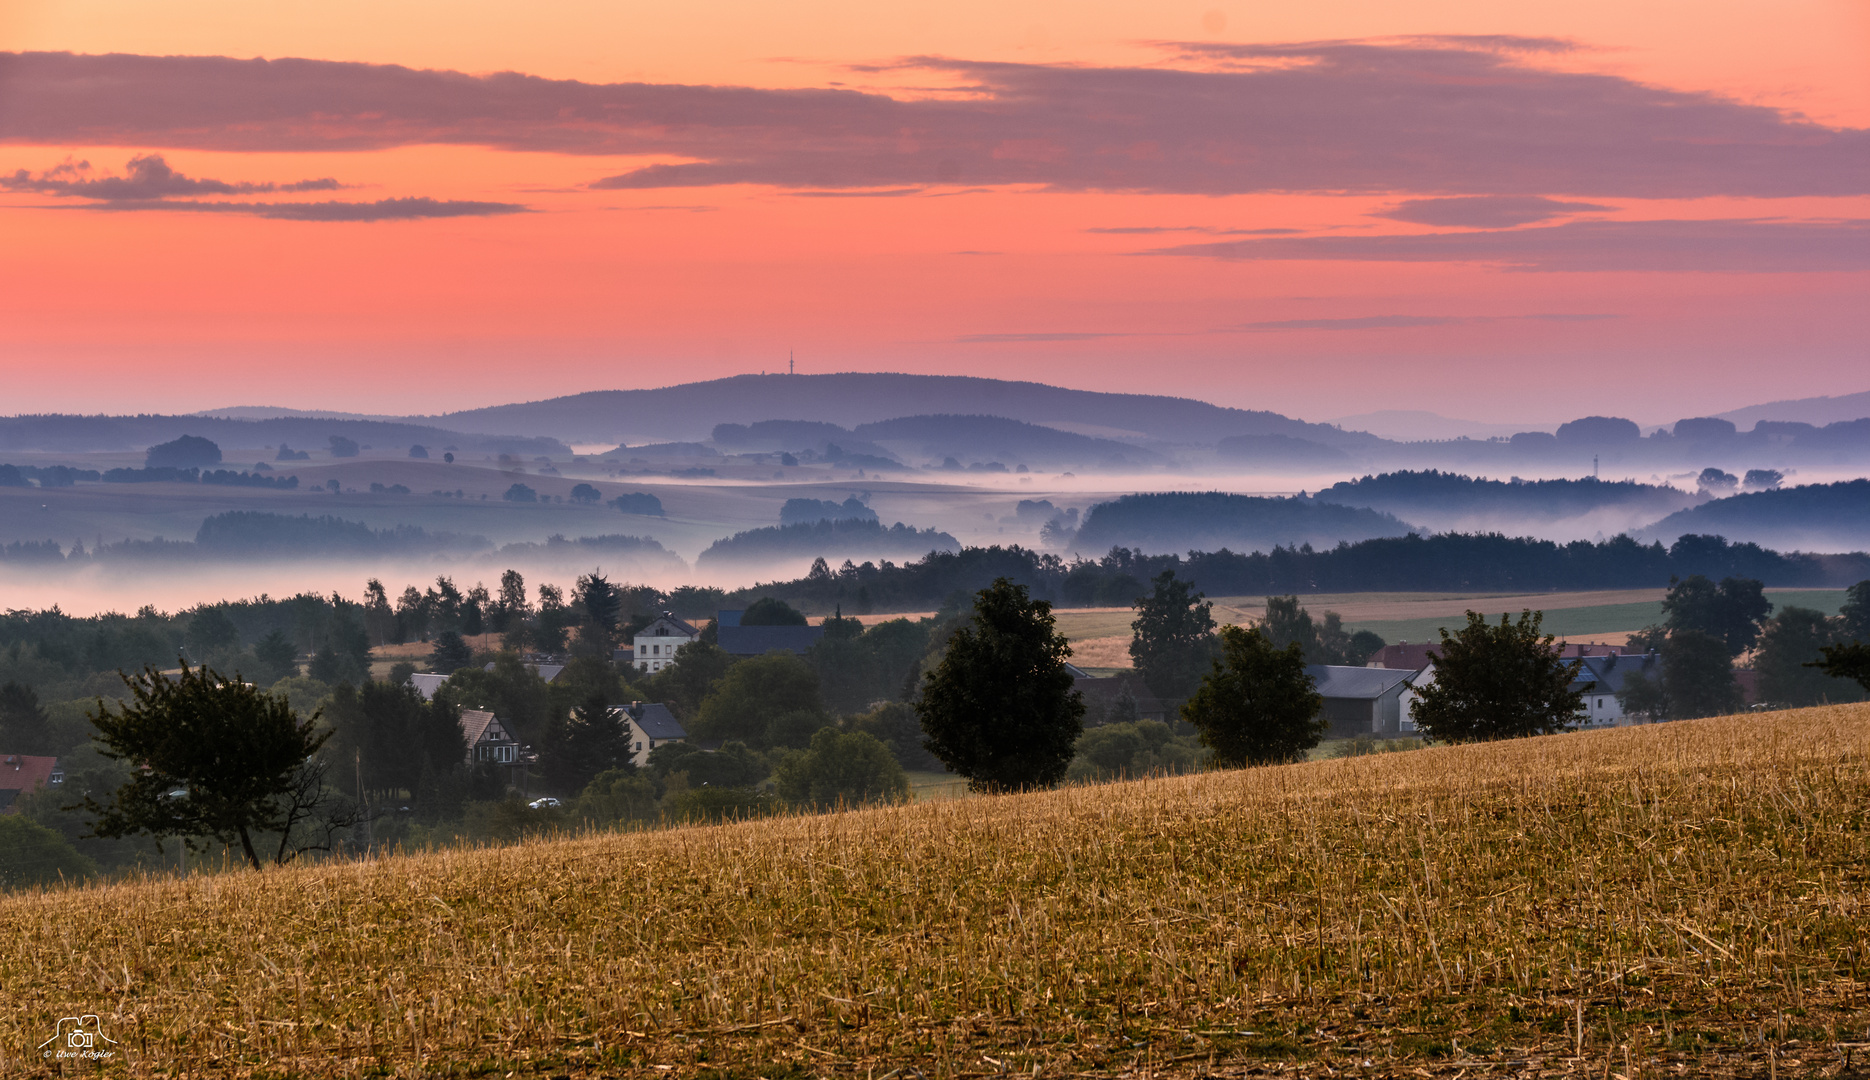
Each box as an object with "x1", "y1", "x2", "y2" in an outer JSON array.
[{"x1": 1, "y1": 0, "x2": 1865, "y2": 424}]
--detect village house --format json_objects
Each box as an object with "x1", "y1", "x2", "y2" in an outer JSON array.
[
  {"x1": 1570, "y1": 651, "x2": 1662, "y2": 726},
  {"x1": 1306, "y1": 665, "x2": 1417, "y2": 738},
  {"x1": 459, "y1": 709, "x2": 518, "y2": 766},
  {"x1": 1373, "y1": 638, "x2": 1643, "y2": 732},
  {"x1": 614, "y1": 702, "x2": 687, "y2": 767},
  {"x1": 0, "y1": 754, "x2": 63, "y2": 814},
  {"x1": 632, "y1": 614, "x2": 702, "y2": 674}
]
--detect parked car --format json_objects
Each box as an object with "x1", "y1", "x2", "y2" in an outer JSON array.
[{"x1": 528, "y1": 797, "x2": 562, "y2": 810}]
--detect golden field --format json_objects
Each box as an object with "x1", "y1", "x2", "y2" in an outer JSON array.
[{"x1": 5, "y1": 706, "x2": 1870, "y2": 1078}]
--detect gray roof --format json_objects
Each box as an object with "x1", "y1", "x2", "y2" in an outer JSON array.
[
  {"x1": 1572, "y1": 652, "x2": 1660, "y2": 695},
  {"x1": 1305, "y1": 664, "x2": 1415, "y2": 700},
  {"x1": 485, "y1": 660, "x2": 564, "y2": 682},
  {"x1": 623, "y1": 703, "x2": 687, "y2": 741},
  {"x1": 641, "y1": 614, "x2": 701, "y2": 637},
  {"x1": 410, "y1": 672, "x2": 450, "y2": 701},
  {"x1": 718, "y1": 624, "x2": 825, "y2": 656}
]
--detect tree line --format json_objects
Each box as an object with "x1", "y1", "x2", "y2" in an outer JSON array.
[{"x1": 710, "y1": 531, "x2": 1870, "y2": 617}]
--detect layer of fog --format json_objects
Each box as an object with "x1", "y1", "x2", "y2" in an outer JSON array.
[{"x1": 6, "y1": 462, "x2": 1869, "y2": 618}]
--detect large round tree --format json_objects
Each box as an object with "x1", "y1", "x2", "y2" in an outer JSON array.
[
  {"x1": 1182, "y1": 625, "x2": 1324, "y2": 766},
  {"x1": 1411, "y1": 610, "x2": 1585, "y2": 742},
  {"x1": 917, "y1": 577, "x2": 1084, "y2": 792}
]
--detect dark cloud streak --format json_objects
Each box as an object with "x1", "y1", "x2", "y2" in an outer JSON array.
[
  {"x1": 1374, "y1": 195, "x2": 1610, "y2": 228},
  {"x1": 88, "y1": 196, "x2": 530, "y2": 221},
  {"x1": 1, "y1": 153, "x2": 339, "y2": 198},
  {"x1": 1151, "y1": 219, "x2": 1870, "y2": 273},
  {"x1": 1, "y1": 44, "x2": 1864, "y2": 198},
  {"x1": 1226, "y1": 313, "x2": 1620, "y2": 332}
]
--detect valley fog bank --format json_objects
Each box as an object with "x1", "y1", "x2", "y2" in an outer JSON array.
[{"x1": 6, "y1": 462, "x2": 1870, "y2": 617}]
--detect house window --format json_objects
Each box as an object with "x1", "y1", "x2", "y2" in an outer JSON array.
[
  {"x1": 635, "y1": 741, "x2": 642, "y2": 752},
  {"x1": 495, "y1": 745, "x2": 516, "y2": 763}
]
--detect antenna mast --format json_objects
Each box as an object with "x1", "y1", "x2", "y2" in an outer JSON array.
[{"x1": 789, "y1": 349, "x2": 794, "y2": 376}]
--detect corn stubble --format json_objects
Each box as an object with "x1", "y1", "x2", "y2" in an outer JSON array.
[{"x1": 4, "y1": 706, "x2": 1868, "y2": 1077}]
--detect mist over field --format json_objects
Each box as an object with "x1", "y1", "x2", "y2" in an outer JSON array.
[{"x1": 6, "y1": 380, "x2": 1870, "y2": 617}]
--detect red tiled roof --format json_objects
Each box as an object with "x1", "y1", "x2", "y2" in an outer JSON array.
[{"x1": 0, "y1": 754, "x2": 61, "y2": 814}]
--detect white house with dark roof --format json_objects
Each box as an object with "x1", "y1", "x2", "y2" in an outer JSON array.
[
  {"x1": 1571, "y1": 651, "x2": 1661, "y2": 727},
  {"x1": 459, "y1": 709, "x2": 518, "y2": 765},
  {"x1": 633, "y1": 614, "x2": 702, "y2": 674},
  {"x1": 614, "y1": 702, "x2": 688, "y2": 767}
]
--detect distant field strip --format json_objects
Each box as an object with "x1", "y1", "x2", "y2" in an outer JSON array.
[
  {"x1": 3, "y1": 705, "x2": 1868, "y2": 1076},
  {"x1": 1041, "y1": 588, "x2": 1847, "y2": 657},
  {"x1": 1344, "y1": 588, "x2": 1845, "y2": 646}
]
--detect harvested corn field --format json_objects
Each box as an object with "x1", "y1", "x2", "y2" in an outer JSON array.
[{"x1": 4, "y1": 705, "x2": 1869, "y2": 1077}]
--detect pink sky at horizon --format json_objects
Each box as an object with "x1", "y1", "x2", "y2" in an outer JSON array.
[{"x1": 1, "y1": 0, "x2": 1865, "y2": 426}]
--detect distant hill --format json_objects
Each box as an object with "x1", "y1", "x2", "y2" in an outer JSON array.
[
  {"x1": 0, "y1": 415, "x2": 567, "y2": 456},
  {"x1": 696, "y1": 518, "x2": 959, "y2": 568},
  {"x1": 1073, "y1": 492, "x2": 1415, "y2": 555},
  {"x1": 1327, "y1": 409, "x2": 1537, "y2": 442},
  {"x1": 1317, "y1": 471, "x2": 1697, "y2": 531},
  {"x1": 851, "y1": 414, "x2": 1163, "y2": 470},
  {"x1": 415, "y1": 373, "x2": 1386, "y2": 448},
  {"x1": 1215, "y1": 433, "x2": 1350, "y2": 468},
  {"x1": 1637, "y1": 480, "x2": 1870, "y2": 552},
  {"x1": 193, "y1": 406, "x2": 408, "y2": 422},
  {"x1": 1716, "y1": 389, "x2": 1870, "y2": 430}
]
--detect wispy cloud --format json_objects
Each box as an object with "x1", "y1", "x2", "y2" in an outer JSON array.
[
  {"x1": 1085, "y1": 225, "x2": 1303, "y2": 235},
  {"x1": 785, "y1": 187, "x2": 925, "y2": 198},
  {"x1": 1373, "y1": 195, "x2": 1611, "y2": 228},
  {"x1": 1, "y1": 153, "x2": 526, "y2": 220},
  {"x1": 1152, "y1": 219, "x2": 1870, "y2": 273},
  {"x1": 3, "y1": 44, "x2": 1864, "y2": 198},
  {"x1": 94, "y1": 196, "x2": 530, "y2": 221},
  {"x1": 1226, "y1": 313, "x2": 1619, "y2": 332},
  {"x1": 1, "y1": 154, "x2": 339, "y2": 198},
  {"x1": 954, "y1": 332, "x2": 1130, "y2": 343},
  {"x1": 1231, "y1": 316, "x2": 1463, "y2": 332}
]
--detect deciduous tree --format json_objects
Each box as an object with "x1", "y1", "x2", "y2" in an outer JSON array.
[
  {"x1": 741, "y1": 596, "x2": 808, "y2": 626},
  {"x1": 84, "y1": 663, "x2": 358, "y2": 869},
  {"x1": 1756, "y1": 607, "x2": 1864, "y2": 706},
  {"x1": 1661, "y1": 628, "x2": 1743, "y2": 718},
  {"x1": 1410, "y1": 610, "x2": 1584, "y2": 742},
  {"x1": 1839, "y1": 579, "x2": 1870, "y2": 642},
  {"x1": 772, "y1": 728, "x2": 908, "y2": 808},
  {"x1": 1182, "y1": 625, "x2": 1323, "y2": 766},
  {"x1": 1662, "y1": 575, "x2": 1772, "y2": 657},
  {"x1": 692, "y1": 652, "x2": 827, "y2": 748},
  {"x1": 1129, "y1": 570, "x2": 1217, "y2": 701}
]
